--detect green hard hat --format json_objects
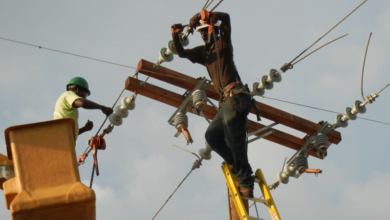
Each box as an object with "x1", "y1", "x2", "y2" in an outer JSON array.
[{"x1": 67, "y1": 77, "x2": 90, "y2": 95}]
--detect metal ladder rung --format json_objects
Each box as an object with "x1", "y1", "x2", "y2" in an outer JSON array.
[{"x1": 248, "y1": 216, "x2": 267, "y2": 220}]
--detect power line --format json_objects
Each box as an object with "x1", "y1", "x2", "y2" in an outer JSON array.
[
  {"x1": 261, "y1": 96, "x2": 390, "y2": 126},
  {"x1": 0, "y1": 36, "x2": 192, "y2": 82}
]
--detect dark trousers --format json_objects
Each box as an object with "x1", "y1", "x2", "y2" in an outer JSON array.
[{"x1": 205, "y1": 93, "x2": 254, "y2": 188}]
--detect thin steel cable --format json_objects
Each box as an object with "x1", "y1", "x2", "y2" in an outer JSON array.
[
  {"x1": 0, "y1": 36, "x2": 192, "y2": 82},
  {"x1": 289, "y1": 0, "x2": 367, "y2": 64},
  {"x1": 172, "y1": 144, "x2": 200, "y2": 159},
  {"x1": 361, "y1": 32, "x2": 372, "y2": 101},
  {"x1": 151, "y1": 168, "x2": 194, "y2": 220},
  {"x1": 292, "y1": 34, "x2": 348, "y2": 66},
  {"x1": 254, "y1": 202, "x2": 259, "y2": 218},
  {"x1": 89, "y1": 164, "x2": 95, "y2": 188},
  {"x1": 261, "y1": 96, "x2": 390, "y2": 126},
  {"x1": 202, "y1": 0, "x2": 210, "y2": 10},
  {"x1": 377, "y1": 83, "x2": 390, "y2": 95},
  {"x1": 210, "y1": 0, "x2": 224, "y2": 12}
]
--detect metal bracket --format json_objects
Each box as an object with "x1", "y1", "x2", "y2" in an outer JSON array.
[
  {"x1": 286, "y1": 122, "x2": 333, "y2": 165},
  {"x1": 247, "y1": 122, "x2": 278, "y2": 144},
  {"x1": 167, "y1": 77, "x2": 212, "y2": 126}
]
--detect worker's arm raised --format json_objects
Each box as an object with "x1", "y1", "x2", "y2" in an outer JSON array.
[
  {"x1": 72, "y1": 98, "x2": 113, "y2": 117},
  {"x1": 171, "y1": 23, "x2": 190, "y2": 58},
  {"x1": 212, "y1": 12, "x2": 231, "y2": 37}
]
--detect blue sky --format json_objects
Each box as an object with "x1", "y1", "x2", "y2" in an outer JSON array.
[{"x1": 1, "y1": 1, "x2": 389, "y2": 219}]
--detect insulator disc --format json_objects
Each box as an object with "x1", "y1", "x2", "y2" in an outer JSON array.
[
  {"x1": 167, "y1": 40, "x2": 177, "y2": 55},
  {"x1": 269, "y1": 69, "x2": 282, "y2": 83},
  {"x1": 192, "y1": 89, "x2": 207, "y2": 109},
  {"x1": 122, "y1": 97, "x2": 136, "y2": 110},
  {"x1": 159, "y1": 48, "x2": 174, "y2": 62},
  {"x1": 284, "y1": 164, "x2": 296, "y2": 177},
  {"x1": 115, "y1": 105, "x2": 129, "y2": 118},
  {"x1": 261, "y1": 75, "x2": 274, "y2": 90},
  {"x1": 251, "y1": 82, "x2": 265, "y2": 96},
  {"x1": 344, "y1": 107, "x2": 357, "y2": 120},
  {"x1": 198, "y1": 147, "x2": 212, "y2": 160},
  {"x1": 277, "y1": 171, "x2": 289, "y2": 184},
  {"x1": 109, "y1": 113, "x2": 123, "y2": 126},
  {"x1": 294, "y1": 155, "x2": 308, "y2": 172},
  {"x1": 315, "y1": 134, "x2": 328, "y2": 150},
  {"x1": 352, "y1": 100, "x2": 366, "y2": 114},
  {"x1": 335, "y1": 114, "x2": 348, "y2": 128},
  {"x1": 174, "y1": 112, "x2": 188, "y2": 129},
  {"x1": 178, "y1": 33, "x2": 190, "y2": 47}
]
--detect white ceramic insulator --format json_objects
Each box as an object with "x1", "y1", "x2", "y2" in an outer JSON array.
[
  {"x1": 334, "y1": 114, "x2": 348, "y2": 128},
  {"x1": 167, "y1": 40, "x2": 177, "y2": 55},
  {"x1": 178, "y1": 33, "x2": 190, "y2": 47},
  {"x1": 258, "y1": 75, "x2": 273, "y2": 90},
  {"x1": 199, "y1": 142, "x2": 213, "y2": 160},
  {"x1": 251, "y1": 82, "x2": 265, "y2": 96},
  {"x1": 284, "y1": 164, "x2": 296, "y2": 177},
  {"x1": 277, "y1": 171, "x2": 289, "y2": 184},
  {"x1": 109, "y1": 113, "x2": 123, "y2": 126},
  {"x1": 157, "y1": 48, "x2": 174, "y2": 65},
  {"x1": 174, "y1": 112, "x2": 188, "y2": 129},
  {"x1": 351, "y1": 100, "x2": 367, "y2": 114},
  {"x1": 342, "y1": 107, "x2": 357, "y2": 121},
  {"x1": 115, "y1": 105, "x2": 129, "y2": 118},
  {"x1": 267, "y1": 69, "x2": 282, "y2": 83},
  {"x1": 122, "y1": 96, "x2": 135, "y2": 110}
]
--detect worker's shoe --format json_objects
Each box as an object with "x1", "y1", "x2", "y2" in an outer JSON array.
[{"x1": 239, "y1": 187, "x2": 254, "y2": 198}]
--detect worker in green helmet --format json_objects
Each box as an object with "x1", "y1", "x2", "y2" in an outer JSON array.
[{"x1": 53, "y1": 77, "x2": 113, "y2": 140}]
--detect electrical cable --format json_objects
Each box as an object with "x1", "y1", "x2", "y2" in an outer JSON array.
[
  {"x1": 289, "y1": 0, "x2": 367, "y2": 64},
  {"x1": 151, "y1": 168, "x2": 194, "y2": 220},
  {"x1": 0, "y1": 37, "x2": 193, "y2": 82},
  {"x1": 361, "y1": 32, "x2": 372, "y2": 101},
  {"x1": 292, "y1": 34, "x2": 348, "y2": 66},
  {"x1": 261, "y1": 96, "x2": 390, "y2": 126}
]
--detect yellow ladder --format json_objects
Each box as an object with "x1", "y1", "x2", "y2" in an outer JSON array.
[{"x1": 222, "y1": 162, "x2": 282, "y2": 220}]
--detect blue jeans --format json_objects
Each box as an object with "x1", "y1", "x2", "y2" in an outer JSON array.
[{"x1": 205, "y1": 93, "x2": 254, "y2": 188}]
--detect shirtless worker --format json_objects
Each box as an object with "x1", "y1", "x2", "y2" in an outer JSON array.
[
  {"x1": 53, "y1": 77, "x2": 113, "y2": 140},
  {"x1": 171, "y1": 12, "x2": 259, "y2": 197}
]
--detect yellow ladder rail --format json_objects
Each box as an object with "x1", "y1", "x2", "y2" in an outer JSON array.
[{"x1": 221, "y1": 162, "x2": 282, "y2": 220}]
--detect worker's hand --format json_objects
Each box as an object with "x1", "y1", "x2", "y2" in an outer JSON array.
[
  {"x1": 84, "y1": 120, "x2": 94, "y2": 131},
  {"x1": 101, "y1": 106, "x2": 113, "y2": 117},
  {"x1": 171, "y1": 23, "x2": 187, "y2": 34},
  {"x1": 189, "y1": 13, "x2": 200, "y2": 28}
]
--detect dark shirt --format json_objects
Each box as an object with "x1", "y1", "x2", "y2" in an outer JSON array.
[{"x1": 185, "y1": 27, "x2": 239, "y2": 93}]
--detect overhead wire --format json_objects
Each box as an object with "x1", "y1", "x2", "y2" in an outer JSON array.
[
  {"x1": 0, "y1": 36, "x2": 193, "y2": 82},
  {"x1": 261, "y1": 96, "x2": 390, "y2": 126},
  {"x1": 289, "y1": 0, "x2": 367, "y2": 64},
  {"x1": 151, "y1": 167, "x2": 195, "y2": 220},
  {"x1": 361, "y1": 32, "x2": 372, "y2": 101},
  {"x1": 291, "y1": 34, "x2": 348, "y2": 66}
]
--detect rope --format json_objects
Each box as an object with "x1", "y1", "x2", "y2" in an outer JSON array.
[
  {"x1": 0, "y1": 37, "x2": 193, "y2": 82},
  {"x1": 361, "y1": 32, "x2": 372, "y2": 101},
  {"x1": 261, "y1": 96, "x2": 390, "y2": 126}
]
